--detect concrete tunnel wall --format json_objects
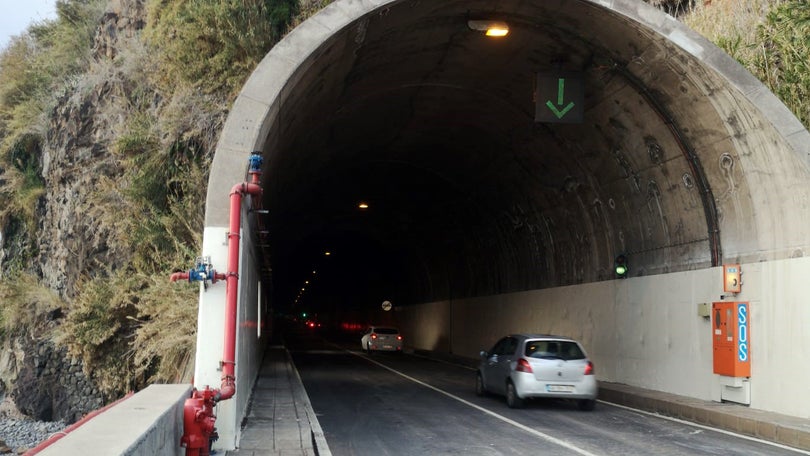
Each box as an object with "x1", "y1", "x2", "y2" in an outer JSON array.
[
  {"x1": 197, "y1": 0, "x2": 810, "y2": 448},
  {"x1": 396, "y1": 256, "x2": 810, "y2": 420}
]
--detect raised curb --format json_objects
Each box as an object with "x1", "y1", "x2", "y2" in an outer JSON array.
[{"x1": 598, "y1": 382, "x2": 810, "y2": 452}]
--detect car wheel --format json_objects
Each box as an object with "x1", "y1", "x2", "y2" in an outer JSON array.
[
  {"x1": 577, "y1": 399, "x2": 596, "y2": 411},
  {"x1": 506, "y1": 381, "x2": 524, "y2": 408},
  {"x1": 475, "y1": 372, "x2": 487, "y2": 397}
]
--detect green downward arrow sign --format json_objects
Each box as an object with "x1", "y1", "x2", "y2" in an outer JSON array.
[{"x1": 545, "y1": 78, "x2": 575, "y2": 119}]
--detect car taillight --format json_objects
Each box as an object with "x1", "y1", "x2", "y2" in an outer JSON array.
[
  {"x1": 397, "y1": 335, "x2": 402, "y2": 340},
  {"x1": 371, "y1": 333, "x2": 377, "y2": 339},
  {"x1": 516, "y1": 358, "x2": 533, "y2": 373},
  {"x1": 584, "y1": 361, "x2": 594, "y2": 375}
]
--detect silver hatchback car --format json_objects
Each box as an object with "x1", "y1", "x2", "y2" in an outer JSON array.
[
  {"x1": 476, "y1": 334, "x2": 598, "y2": 410},
  {"x1": 361, "y1": 326, "x2": 403, "y2": 353}
]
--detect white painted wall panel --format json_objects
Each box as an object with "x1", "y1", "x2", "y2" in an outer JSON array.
[{"x1": 398, "y1": 257, "x2": 810, "y2": 420}]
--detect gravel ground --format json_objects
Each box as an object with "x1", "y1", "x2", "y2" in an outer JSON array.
[{"x1": 0, "y1": 418, "x2": 66, "y2": 453}]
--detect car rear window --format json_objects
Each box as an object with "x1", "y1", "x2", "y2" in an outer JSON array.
[
  {"x1": 525, "y1": 340, "x2": 585, "y2": 360},
  {"x1": 374, "y1": 328, "x2": 399, "y2": 334}
]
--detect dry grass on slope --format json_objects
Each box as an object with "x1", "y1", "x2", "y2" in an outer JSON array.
[
  {"x1": 684, "y1": 0, "x2": 782, "y2": 60},
  {"x1": 684, "y1": 0, "x2": 810, "y2": 128}
]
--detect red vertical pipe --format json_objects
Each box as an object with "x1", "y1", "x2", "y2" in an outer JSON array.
[
  {"x1": 175, "y1": 156, "x2": 263, "y2": 455},
  {"x1": 218, "y1": 182, "x2": 261, "y2": 401}
]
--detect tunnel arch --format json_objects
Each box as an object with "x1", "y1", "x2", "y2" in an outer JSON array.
[
  {"x1": 206, "y1": 0, "x2": 810, "y2": 312},
  {"x1": 196, "y1": 1, "x2": 810, "y2": 448}
]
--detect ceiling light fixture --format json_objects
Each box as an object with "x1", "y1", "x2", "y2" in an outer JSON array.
[{"x1": 467, "y1": 20, "x2": 509, "y2": 37}]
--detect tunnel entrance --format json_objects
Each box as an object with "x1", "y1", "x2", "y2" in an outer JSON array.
[
  {"x1": 200, "y1": 0, "x2": 805, "y2": 321},
  {"x1": 198, "y1": 0, "x2": 810, "y2": 449}
]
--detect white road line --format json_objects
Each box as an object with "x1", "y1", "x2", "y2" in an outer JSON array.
[
  {"x1": 353, "y1": 352, "x2": 600, "y2": 456},
  {"x1": 601, "y1": 400, "x2": 810, "y2": 455},
  {"x1": 344, "y1": 349, "x2": 810, "y2": 455}
]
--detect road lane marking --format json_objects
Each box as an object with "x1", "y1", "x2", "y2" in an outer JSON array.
[
  {"x1": 344, "y1": 348, "x2": 810, "y2": 455},
  {"x1": 353, "y1": 352, "x2": 600, "y2": 456},
  {"x1": 601, "y1": 400, "x2": 810, "y2": 455}
]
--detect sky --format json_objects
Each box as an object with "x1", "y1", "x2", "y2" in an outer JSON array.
[{"x1": 0, "y1": 0, "x2": 58, "y2": 50}]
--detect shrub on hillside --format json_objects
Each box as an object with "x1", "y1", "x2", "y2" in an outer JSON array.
[
  {"x1": 752, "y1": 1, "x2": 810, "y2": 127},
  {"x1": 0, "y1": 273, "x2": 63, "y2": 338},
  {"x1": 685, "y1": 0, "x2": 809, "y2": 131},
  {"x1": 144, "y1": 0, "x2": 298, "y2": 95},
  {"x1": 58, "y1": 269, "x2": 197, "y2": 395}
]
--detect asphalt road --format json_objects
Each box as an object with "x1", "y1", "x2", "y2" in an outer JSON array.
[{"x1": 285, "y1": 329, "x2": 808, "y2": 456}]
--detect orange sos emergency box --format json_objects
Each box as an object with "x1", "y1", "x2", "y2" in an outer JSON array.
[{"x1": 712, "y1": 301, "x2": 750, "y2": 377}]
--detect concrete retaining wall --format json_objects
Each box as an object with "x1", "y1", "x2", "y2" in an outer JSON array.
[
  {"x1": 36, "y1": 384, "x2": 191, "y2": 456},
  {"x1": 396, "y1": 257, "x2": 810, "y2": 420}
]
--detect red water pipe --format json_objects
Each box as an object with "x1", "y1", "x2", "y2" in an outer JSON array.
[
  {"x1": 218, "y1": 180, "x2": 261, "y2": 401},
  {"x1": 180, "y1": 154, "x2": 263, "y2": 455},
  {"x1": 169, "y1": 271, "x2": 227, "y2": 283},
  {"x1": 169, "y1": 270, "x2": 227, "y2": 283},
  {"x1": 170, "y1": 271, "x2": 190, "y2": 282}
]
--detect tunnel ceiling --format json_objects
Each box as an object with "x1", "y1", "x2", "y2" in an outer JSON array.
[{"x1": 241, "y1": 0, "x2": 805, "y2": 315}]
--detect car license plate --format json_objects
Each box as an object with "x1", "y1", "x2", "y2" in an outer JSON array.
[
  {"x1": 546, "y1": 384, "x2": 574, "y2": 393},
  {"x1": 383, "y1": 345, "x2": 393, "y2": 349}
]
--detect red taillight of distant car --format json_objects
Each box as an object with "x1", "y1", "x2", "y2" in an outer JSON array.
[
  {"x1": 371, "y1": 333, "x2": 377, "y2": 339},
  {"x1": 397, "y1": 335, "x2": 402, "y2": 340},
  {"x1": 516, "y1": 358, "x2": 533, "y2": 373},
  {"x1": 584, "y1": 361, "x2": 594, "y2": 375}
]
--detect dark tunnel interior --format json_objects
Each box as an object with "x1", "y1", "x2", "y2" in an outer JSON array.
[{"x1": 257, "y1": 0, "x2": 741, "y2": 322}]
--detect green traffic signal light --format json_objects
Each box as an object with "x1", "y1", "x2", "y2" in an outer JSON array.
[
  {"x1": 614, "y1": 254, "x2": 628, "y2": 278},
  {"x1": 302, "y1": 312, "x2": 307, "y2": 318}
]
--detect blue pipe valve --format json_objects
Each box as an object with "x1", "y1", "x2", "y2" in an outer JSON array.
[
  {"x1": 187, "y1": 256, "x2": 220, "y2": 289},
  {"x1": 248, "y1": 152, "x2": 263, "y2": 173}
]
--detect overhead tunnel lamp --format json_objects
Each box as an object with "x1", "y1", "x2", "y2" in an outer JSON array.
[{"x1": 467, "y1": 20, "x2": 509, "y2": 37}]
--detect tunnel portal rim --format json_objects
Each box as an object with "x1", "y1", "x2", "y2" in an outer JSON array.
[{"x1": 206, "y1": 0, "x2": 810, "y2": 270}]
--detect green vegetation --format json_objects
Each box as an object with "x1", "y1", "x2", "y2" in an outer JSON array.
[
  {"x1": 144, "y1": 0, "x2": 298, "y2": 96},
  {"x1": 685, "y1": 0, "x2": 810, "y2": 127},
  {"x1": 0, "y1": 0, "x2": 308, "y2": 398},
  {"x1": 60, "y1": 0, "x2": 306, "y2": 394},
  {"x1": 647, "y1": 0, "x2": 695, "y2": 16},
  {"x1": 0, "y1": 0, "x2": 106, "y2": 150},
  {"x1": 0, "y1": 0, "x2": 106, "y2": 267},
  {"x1": 0, "y1": 0, "x2": 808, "y2": 401},
  {"x1": 0, "y1": 272, "x2": 62, "y2": 338},
  {"x1": 56, "y1": 270, "x2": 198, "y2": 394},
  {"x1": 753, "y1": 1, "x2": 810, "y2": 127},
  {"x1": 1, "y1": 134, "x2": 44, "y2": 240}
]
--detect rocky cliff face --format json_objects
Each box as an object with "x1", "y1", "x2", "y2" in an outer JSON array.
[
  {"x1": 13, "y1": 341, "x2": 104, "y2": 422},
  {"x1": 38, "y1": 0, "x2": 146, "y2": 298},
  {"x1": 1, "y1": 0, "x2": 149, "y2": 422}
]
